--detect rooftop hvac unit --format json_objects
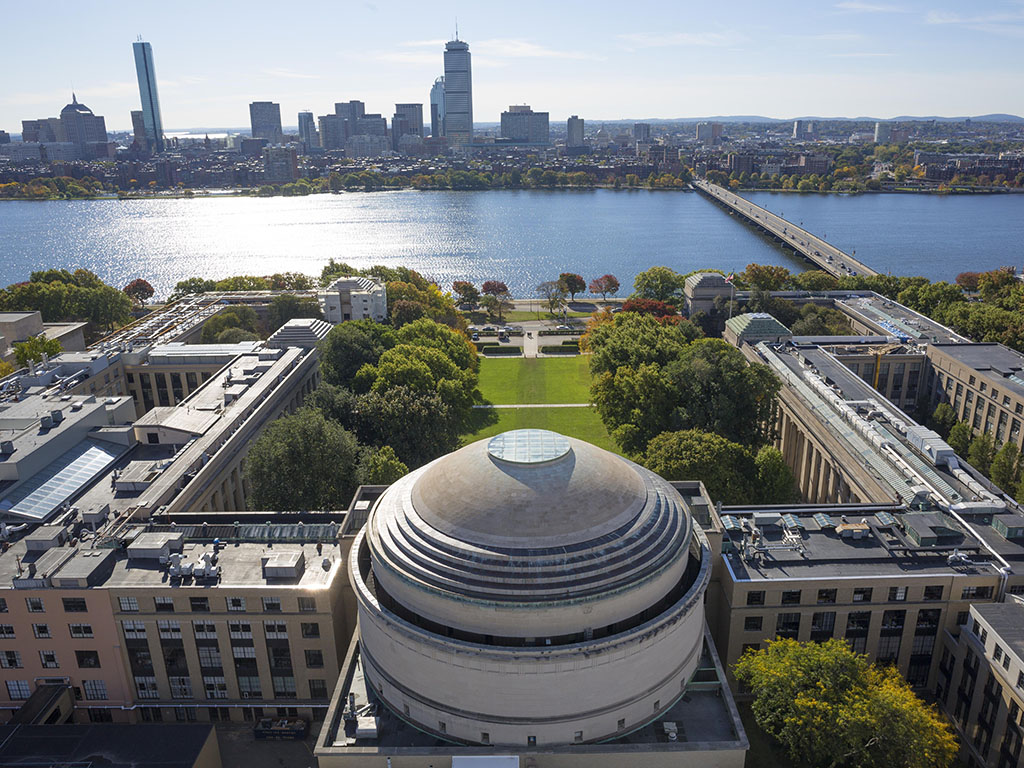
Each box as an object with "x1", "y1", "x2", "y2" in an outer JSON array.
[{"x1": 0, "y1": 441, "x2": 14, "y2": 455}]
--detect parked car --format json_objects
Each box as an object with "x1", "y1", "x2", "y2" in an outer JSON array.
[{"x1": 471, "y1": 333, "x2": 480, "y2": 341}]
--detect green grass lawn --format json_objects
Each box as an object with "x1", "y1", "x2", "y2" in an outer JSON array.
[
  {"x1": 477, "y1": 355, "x2": 593, "y2": 404},
  {"x1": 463, "y1": 406, "x2": 620, "y2": 454}
]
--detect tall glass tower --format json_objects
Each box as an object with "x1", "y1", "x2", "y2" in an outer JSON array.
[
  {"x1": 132, "y1": 40, "x2": 165, "y2": 153},
  {"x1": 443, "y1": 39, "x2": 472, "y2": 148},
  {"x1": 429, "y1": 76, "x2": 445, "y2": 138}
]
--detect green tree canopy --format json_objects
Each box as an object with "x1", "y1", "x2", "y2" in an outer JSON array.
[
  {"x1": 359, "y1": 445, "x2": 409, "y2": 485},
  {"x1": 638, "y1": 430, "x2": 756, "y2": 504},
  {"x1": 201, "y1": 306, "x2": 260, "y2": 343},
  {"x1": 13, "y1": 335, "x2": 62, "y2": 367},
  {"x1": 968, "y1": 432, "x2": 996, "y2": 475},
  {"x1": 631, "y1": 266, "x2": 687, "y2": 304},
  {"x1": 792, "y1": 270, "x2": 839, "y2": 292},
  {"x1": 927, "y1": 403, "x2": 958, "y2": 438},
  {"x1": 558, "y1": 272, "x2": 586, "y2": 301},
  {"x1": 735, "y1": 638, "x2": 957, "y2": 768},
  {"x1": 741, "y1": 263, "x2": 791, "y2": 291},
  {"x1": 947, "y1": 422, "x2": 972, "y2": 456},
  {"x1": 395, "y1": 318, "x2": 478, "y2": 373},
  {"x1": 585, "y1": 312, "x2": 702, "y2": 377},
  {"x1": 243, "y1": 408, "x2": 363, "y2": 511},
  {"x1": 990, "y1": 441, "x2": 1020, "y2": 492},
  {"x1": 755, "y1": 445, "x2": 801, "y2": 503},
  {"x1": 267, "y1": 293, "x2": 322, "y2": 332},
  {"x1": 318, "y1": 320, "x2": 395, "y2": 386}
]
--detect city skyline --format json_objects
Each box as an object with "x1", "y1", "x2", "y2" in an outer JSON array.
[{"x1": 1, "y1": 0, "x2": 1023, "y2": 132}]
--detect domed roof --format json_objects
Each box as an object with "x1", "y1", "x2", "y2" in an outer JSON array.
[{"x1": 365, "y1": 430, "x2": 693, "y2": 635}]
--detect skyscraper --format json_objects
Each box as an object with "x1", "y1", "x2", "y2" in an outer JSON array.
[
  {"x1": 249, "y1": 102, "x2": 283, "y2": 143},
  {"x1": 443, "y1": 39, "x2": 472, "y2": 148},
  {"x1": 297, "y1": 111, "x2": 318, "y2": 151},
  {"x1": 567, "y1": 116, "x2": 584, "y2": 148},
  {"x1": 633, "y1": 122, "x2": 651, "y2": 142},
  {"x1": 500, "y1": 105, "x2": 549, "y2": 144},
  {"x1": 130, "y1": 110, "x2": 148, "y2": 152},
  {"x1": 430, "y1": 76, "x2": 445, "y2": 137},
  {"x1": 132, "y1": 40, "x2": 165, "y2": 153}
]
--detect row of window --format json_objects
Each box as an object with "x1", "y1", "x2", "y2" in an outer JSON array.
[
  {"x1": 131, "y1": 674, "x2": 328, "y2": 701},
  {"x1": 134, "y1": 619, "x2": 320, "y2": 641},
  {"x1": 0, "y1": 649, "x2": 100, "y2": 670},
  {"x1": 117, "y1": 595, "x2": 317, "y2": 614},
  {"x1": 0, "y1": 597, "x2": 92, "y2": 614},
  {"x1": 743, "y1": 608, "x2": 952, "y2": 637},
  {"x1": 745, "y1": 585, "x2": 992, "y2": 607},
  {"x1": 0, "y1": 622, "x2": 93, "y2": 640}
]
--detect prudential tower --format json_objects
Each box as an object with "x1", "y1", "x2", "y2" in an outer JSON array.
[{"x1": 443, "y1": 37, "x2": 472, "y2": 148}]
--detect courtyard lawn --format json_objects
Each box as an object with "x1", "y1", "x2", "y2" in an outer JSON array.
[
  {"x1": 477, "y1": 355, "x2": 593, "y2": 405},
  {"x1": 463, "y1": 406, "x2": 620, "y2": 454}
]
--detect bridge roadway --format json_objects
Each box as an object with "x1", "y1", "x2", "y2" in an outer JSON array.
[{"x1": 692, "y1": 179, "x2": 878, "y2": 278}]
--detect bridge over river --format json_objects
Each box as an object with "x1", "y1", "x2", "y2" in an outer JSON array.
[{"x1": 692, "y1": 179, "x2": 878, "y2": 278}]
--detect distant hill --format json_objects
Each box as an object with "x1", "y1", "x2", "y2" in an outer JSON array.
[{"x1": 572, "y1": 114, "x2": 1024, "y2": 125}]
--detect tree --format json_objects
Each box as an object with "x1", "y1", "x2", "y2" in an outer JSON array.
[
  {"x1": 13, "y1": 335, "x2": 62, "y2": 367},
  {"x1": 927, "y1": 403, "x2": 958, "y2": 439},
  {"x1": 956, "y1": 272, "x2": 981, "y2": 292},
  {"x1": 968, "y1": 432, "x2": 997, "y2": 475},
  {"x1": 947, "y1": 422, "x2": 972, "y2": 456},
  {"x1": 632, "y1": 266, "x2": 686, "y2": 304},
  {"x1": 123, "y1": 278, "x2": 155, "y2": 306},
  {"x1": 735, "y1": 639, "x2": 957, "y2": 768},
  {"x1": 267, "y1": 293, "x2": 322, "y2": 332},
  {"x1": 243, "y1": 408, "x2": 364, "y2": 511},
  {"x1": 620, "y1": 298, "x2": 677, "y2": 317},
  {"x1": 452, "y1": 281, "x2": 480, "y2": 307},
  {"x1": 791, "y1": 270, "x2": 839, "y2": 292},
  {"x1": 215, "y1": 328, "x2": 260, "y2": 343},
  {"x1": 741, "y1": 263, "x2": 791, "y2": 291},
  {"x1": 537, "y1": 281, "x2": 568, "y2": 316},
  {"x1": 395, "y1": 317, "x2": 479, "y2": 373},
  {"x1": 170, "y1": 277, "x2": 216, "y2": 299},
  {"x1": 359, "y1": 445, "x2": 409, "y2": 484},
  {"x1": 481, "y1": 280, "x2": 509, "y2": 297},
  {"x1": 201, "y1": 306, "x2": 260, "y2": 343},
  {"x1": 480, "y1": 291, "x2": 513, "y2": 324},
  {"x1": 354, "y1": 385, "x2": 464, "y2": 468},
  {"x1": 318, "y1": 320, "x2": 395, "y2": 386},
  {"x1": 638, "y1": 430, "x2": 756, "y2": 504},
  {"x1": 589, "y1": 274, "x2": 620, "y2": 302},
  {"x1": 391, "y1": 299, "x2": 426, "y2": 327},
  {"x1": 585, "y1": 312, "x2": 701, "y2": 377},
  {"x1": 990, "y1": 441, "x2": 1020, "y2": 492},
  {"x1": 558, "y1": 273, "x2": 586, "y2": 301},
  {"x1": 755, "y1": 446, "x2": 800, "y2": 503}
]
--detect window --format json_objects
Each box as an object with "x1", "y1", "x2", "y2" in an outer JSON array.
[
  {"x1": 238, "y1": 676, "x2": 262, "y2": 697},
  {"x1": 994, "y1": 645, "x2": 1003, "y2": 662},
  {"x1": 882, "y1": 610, "x2": 906, "y2": 631},
  {"x1": 781, "y1": 590, "x2": 802, "y2": 605},
  {"x1": 157, "y1": 620, "x2": 181, "y2": 638},
  {"x1": 816, "y1": 589, "x2": 837, "y2": 604},
  {"x1": 298, "y1": 597, "x2": 316, "y2": 613},
  {"x1": 617, "y1": 718, "x2": 626, "y2": 731},
  {"x1": 962, "y1": 586, "x2": 994, "y2": 600},
  {"x1": 6, "y1": 680, "x2": 30, "y2": 700},
  {"x1": 0, "y1": 625, "x2": 13, "y2": 639},
  {"x1": 264, "y1": 622, "x2": 288, "y2": 639},
  {"x1": 25, "y1": 598, "x2": 44, "y2": 613},
  {"x1": 744, "y1": 616, "x2": 763, "y2": 632},
  {"x1": 122, "y1": 620, "x2": 146, "y2": 639},
  {"x1": 232, "y1": 645, "x2": 256, "y2": 660},
  {"x1": 305, "y1": 649, "x2": 324, "y2": 668},
  {"x1": 1017, "y1": 672, "x2": 1024, "y2": 691},
  {"x1": 0, "y1": 651, "x2": 23, "y2": 669},
  {"x1": 62, "y1": 598, "x2": 88, "y2": 613},
  {"x1": 301, "y1": 622, "x2": 320, "y2": 639},
  {"x1": 155, "y1": 597, "x2": 175, "y2": 612},
  {"x1": 203, "y1": 676, "x2": 227, "y2": 699},
  {"x1": 746, "y1": 591, "x2": 765, "y2": 606},
  {"x1": 911, "y1": 635, "x2": 935, "y2": 656},
  {"x1": 482, "y1": 732, "x2": 491, "y2": 744},
  {"x1": 923, "y1": 585, "x2": 943, "y2": 601},
  {"x1": 229, "y1": 622, "x2": 252, "y2": 639},
  {"x1": 776, "y1": 613, "x2": 801, "y2": 638},
  {"x1": 888, "y1": 586, "x2": 907, "y2": 602},
  {"x1": 83, "y1": 680, "x2": 107, "y2": 701},
  {"x1": 119, "y1": 596, "x2": 139, "y2": 613},
  {"x1": 0, "y1": 599, "x2": 7, "y2": 613},
  {"x1": 853, "y1": 588, "x2": 873, "y2": 603},
  {"x1": 189, "y1": 597, "x2": 210, "y2": 613},
  {"x1": 811, "y1": 612, "x2": 836, "y2": 634},
  {"x1": 134, "y1": 676, "x2": 159, "y2": 699},
  {"x1": 956, "y1": 611, "x2": 969, "y2": 626},
  {"x1": 193, "y1": 622, "x2": 217, "y2": 640},
  {"x1": 527, "y1": 735, "x2": 536, "y2": 747},
  {"x1": 39, "y1": 650, "x2": 59, "y2": 669},
  {"x1": 272, "y1": 676, "x2": 297, "y2": 699},
  {"x1": 227, "y1": 597, "x2": 246, "y2": 612},
  {"x1": 32, "y1": 624, "x2": 49, "y2": 639},
  {"x1": 197, "y1": 645, "x2": 222, "y2": 669},
  {"x1": 262, "y1": 598, "x2": 282, "y2": 613},
  {"x1": 309, "y1": 679, "x2": 328, "y2": 700},
  {"x1": 75, "y1": 650, "x2": 101, "y2": 669},
  {"x1": 169, "y1": 676, "x2": 193, "y2": 699},
  {"x1": 69, "y1": 624, "x2": 93, "y2": 639},
  {"x1": 877, "y1": 635, "x2": 901, "y2": 662}
]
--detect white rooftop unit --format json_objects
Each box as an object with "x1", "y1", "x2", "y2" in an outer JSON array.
[
  {"x1": 261, "y1": 550, "x2": 305, "y2": 579},
  {"x1": 23, "y1": 525, "x2": 67, "y2": 551},
  {"x1": 127, "y1": 531, "x2": 184, "y2": 561}
]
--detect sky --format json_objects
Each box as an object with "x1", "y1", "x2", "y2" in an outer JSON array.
[{"x1": 2, "y1": 0, "x2": 1023, "y2": 132}]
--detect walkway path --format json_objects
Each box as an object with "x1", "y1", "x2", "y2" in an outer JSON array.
[{"x1": 473, "y1": 403, "x2": 590, "y2": 409}]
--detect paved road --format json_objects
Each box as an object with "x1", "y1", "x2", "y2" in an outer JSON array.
[{"x1": 692, "y1": 179, "x2": 878, "y2": 278}]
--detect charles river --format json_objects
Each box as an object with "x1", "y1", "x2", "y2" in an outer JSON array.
[{"x1": 2, "y1": 189, "x2": 1023, "y2": 298}]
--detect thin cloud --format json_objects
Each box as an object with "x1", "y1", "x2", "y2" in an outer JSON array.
[
  {"x1": 618, "y1": 31, "x2": 739, "y2": 48},
  {"x1": 399, "y1": 39, "x2": 449, "y2": 48},
  {"x1": 475, "y1": 38, "x2": 600, "y2": 60},
  {"x1": 835, "y1": 2, "x2": 909, "y2": 12},
  {"x1": 261, "y1": 68, "x2": 319, "y2": 80},
  {"x1": 828, "y1": 51, "x2": 897, "y2": 57},
  {"x1": 925, "y1": 9, "x2": 1024, "y2": 37}
]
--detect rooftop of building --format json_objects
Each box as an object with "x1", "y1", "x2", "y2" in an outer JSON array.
[
  {"x1": 684, "y1": 272, "x2": 729, "y2": 291},
  {"x1": 0, "y1": 520, "x2": 344, "y2": 592},
  {"x1": 725, "y1": 312, "x2": 791, "y2": 338},
  {"x1": 972, "y1": 601, "x2": 1024, "y2": 659},
  {"x1": 317, "y1": 632, "x2": 747, "y2": 757},
  {"x1": 0, "y1": 723, "x2": 215, "y2": 768},
  {"x1": 832, "y1": 294, "x2": 968, "y2": 344},
  {"x1": 930, "y1": 342, "x2": 1024, "y2": 398}
]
